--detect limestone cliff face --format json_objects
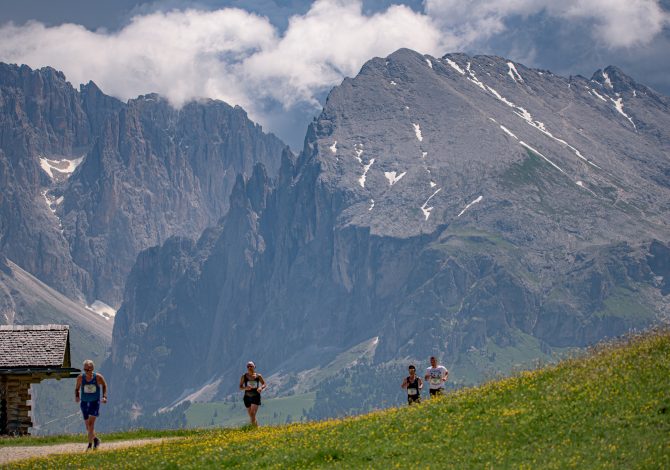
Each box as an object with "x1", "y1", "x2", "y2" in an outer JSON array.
[
  {"x1": 106, "y1": 49, "x2": 670, "y2": 418},
  {"x1": 0, "y1": 64, "x2": 96, "y2": 298},
  {"x1": 60, "y1": 94, "x2": 285, "y2": 304},
  {"x1": 0, "y1": 63, "x2": 287, "y2": 307}
]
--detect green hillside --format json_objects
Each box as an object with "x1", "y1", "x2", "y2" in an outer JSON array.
[{"x1": 6, "y1": 328, "x2": 669, "y2": 469}]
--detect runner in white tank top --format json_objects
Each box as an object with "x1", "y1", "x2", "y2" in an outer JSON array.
[{"x1": 424, "y1": 356, "x2": 448, "y2": 397}]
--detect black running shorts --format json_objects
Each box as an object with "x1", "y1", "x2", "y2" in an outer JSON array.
[{"x1": 243, "y1": 393, "x2": 261, "y2": 408}]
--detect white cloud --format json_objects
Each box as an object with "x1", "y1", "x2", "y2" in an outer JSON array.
[
  {"x1": 242, "y1": 1, "x2": 445, "y2": 107},
  {"x1": 0, "y1": 1, "x2": 444, "y2": 136},
  {"x1": 425, "y1": 0, "x2": 670, "y2": 48},
  {"x1": 0, "y1": 8, "x2": 277, "y2": 110},
  {"x1": 0, "y1": 0, "x2": 666, "y2": 147}
]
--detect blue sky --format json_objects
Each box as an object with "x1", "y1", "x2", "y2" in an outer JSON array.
[{"x1": 1, "y1": 0, "x2": 668, "y2": 149}]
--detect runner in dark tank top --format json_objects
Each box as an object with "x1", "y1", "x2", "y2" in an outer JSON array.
[
  {"x1": 239, "y1": 361, "x2": 266, "y2": 426},
  {"x1": 401, "y1": 364, "x2": 423, "y2": 404}
]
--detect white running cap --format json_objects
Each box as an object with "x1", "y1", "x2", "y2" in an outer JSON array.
[{"x1": 246, "y1": 361, "x2": 255, "y2": 368}]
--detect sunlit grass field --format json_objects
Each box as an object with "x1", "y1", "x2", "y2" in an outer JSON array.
[{"x1": 5, "y1": 329, "x2": 669, "y2": 469}]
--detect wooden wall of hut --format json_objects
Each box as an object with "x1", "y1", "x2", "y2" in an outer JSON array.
[{"x1": 0, "y1": 375, "x2": 41, "y2": 435}]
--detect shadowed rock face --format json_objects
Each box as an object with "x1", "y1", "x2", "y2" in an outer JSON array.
[
  {"x1": 0, "y1": 64, "x2": 287, "y2": 306},
  {"x1": 106, "y1": 48, "x2": 669, "y2": 419},
  {"x1": 0, "y1": 64, "x2": 100, "y2": 299},
  {"x1": 59, "y1": 94, "x2": 286, "y2": 304}
]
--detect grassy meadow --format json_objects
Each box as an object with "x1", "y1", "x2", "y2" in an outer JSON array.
[
  {"x1": 4, "y1": 328, "x2": 669, "y2": 468},
  {"x1": 185, "y1": 392, "x2": 316, "y2": 427}
]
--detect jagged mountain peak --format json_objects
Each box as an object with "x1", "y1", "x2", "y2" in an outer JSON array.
[
  {"x1": 592, "y1": 65, "x2": 669, "y2": 106},
  {"x1": 130, "y1": 92, "x2": 166, "y2": 104},
  {"x1": 591, "y1": 66, "x2": 634, "y2": 93},
  {"x1": 0, "y1": 61, "x2": 289, "y2": 306},
  {"x1": 80, "y1": 79, "x2": 103, "y2": 93},
  {"x1": 313, "y1": 49, "x2": 669, "y2": 240},
  {"x1": 3, "y1": 63, "x2": 67, "y2": 82}
]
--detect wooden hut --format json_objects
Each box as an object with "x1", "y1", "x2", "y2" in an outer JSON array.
[{"x1": 0, "y1": 325, "x2": 80, "y2": 435}]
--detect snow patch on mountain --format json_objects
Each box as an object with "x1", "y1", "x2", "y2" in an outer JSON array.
[
  {"x1": 41, "y1": 190, "x2": 64, "y2": 232},
  {"x1": 500, "y1": 125, "x2": 518, "y2": 139},
  {"x1": 457, "y1": 195, "x2": 483, "y2": 217},
  {"x1": 611, "y1": 97, "x2": 637, "y2": 129},
  {"x1": 509, "y1": 101, "x2": 599, "y2": 168},
  {"x1": 384, "y1": 171, "x2": 406, "y2": 186},
  {"x1": 413, "y1": 123, "x2": 423, "y2": 141},
  {"x1": 520, "y1": 141, "x2": 565, "y2": 174},
  {"x1": 465, "y1": 62, "x2": 486, "y2": 90},
  {"x1": 591, "y1": 89, "x2": 608, "y2": 102},
  {"x1": 39, "y1": 156, "x2": 84, "y2": 179},
  {"x1": 486, "y1": 85, "x2": 515, "y2": 107},
  {"x1": 359, "y1": 158, "x2": 375, "y2": 188},
  {"x1": 354, "y1": 144, "x2": 363, "y2": 161},
  {"x1": 86, "y1": 300, "x2": 117, "y2": 320},
  {"x1": 445, "y1": 58, "x2": 465, "y2": 75},
  {"x1": 41, "y1": 190, "x2": 56, "y2": 215},
  {"x1": 453, "y1": 66, "x2": 600, "y2": 169},
  {"x1": 421, "y1": 188, "x2": 442, "y2": 220},
  {"x1": 603, "y1": 71, "x2": 613, "y2": 88},
  {"x1": 576, "y1": 180, "x2": 598, "y2": 196},
  {"x1": 507, "y1": 62, "x2": 524, "y2": 83}
]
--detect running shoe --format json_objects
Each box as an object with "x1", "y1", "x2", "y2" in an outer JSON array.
[{"x1": 93, "y1": 437, "x2": 100, "y2": 449}]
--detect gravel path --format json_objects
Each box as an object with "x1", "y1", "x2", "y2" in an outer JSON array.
[{"x1": 0, "y1": 438, "x2": 178, "y2": 465}]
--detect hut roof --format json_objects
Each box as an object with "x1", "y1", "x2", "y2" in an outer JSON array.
[{"x1": 0, "y1": 325, "x2": 70, "y2": 368}]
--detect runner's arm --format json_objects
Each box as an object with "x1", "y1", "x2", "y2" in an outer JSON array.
[
  {"x1": 258, "y1": 374, "x2": 267, "y2": 392},
  {"x1": 97, "y1": 374, "x2": 108, "y2": 403},
  {"x1": 74, "y1": 375, "x2": 82, "y2": 402},
  {"x1": 418, "y1": 378, "x2": 423, "y2": 389},
  {"x1": 401, "y1": 377, "x2": 408, "y2": 389},
  {"x1": 239, "y1": 375, "x2": 247, "y2": 390}
]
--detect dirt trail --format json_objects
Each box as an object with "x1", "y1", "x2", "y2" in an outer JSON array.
[{"x1": 0, "y1": 437, "x2": 178, "y2": 465}]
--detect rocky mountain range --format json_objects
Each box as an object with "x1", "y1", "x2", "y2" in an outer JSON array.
[
  {"x1": 0, "y1": 63, "x2": 288, "y2": 433},
  {"x1": 0, "y1": 63, "x2": 287, "y2": 308},
  {"x1": 102, "y1": 49, "x2": 669, "y2": 424}
]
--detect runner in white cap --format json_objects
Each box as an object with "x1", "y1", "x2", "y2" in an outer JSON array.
[{"x1": 239, "y1": 361, "x2": 266, "y2": 426}]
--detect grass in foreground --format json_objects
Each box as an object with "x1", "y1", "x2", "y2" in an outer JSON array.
[{"x1": 6, "y1": 329, "x2": 670, "y2": 469}]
